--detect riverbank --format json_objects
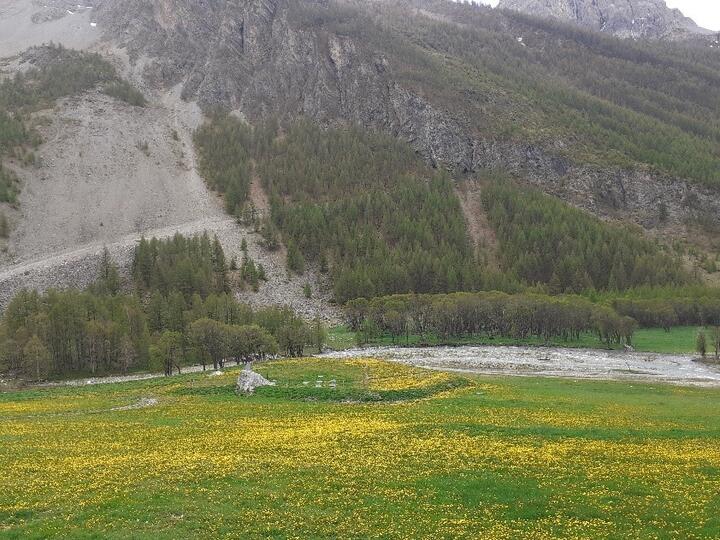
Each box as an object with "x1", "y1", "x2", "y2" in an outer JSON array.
[{"x1": 1, "y1": 326, "x2": 711, "y2": 390}]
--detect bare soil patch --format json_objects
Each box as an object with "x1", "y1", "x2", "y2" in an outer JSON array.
[{"x1": 455, "y1": 180, "x2": 499, "y2": 268}]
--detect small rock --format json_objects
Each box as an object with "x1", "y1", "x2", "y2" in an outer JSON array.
[{"x1": 236, "y1": 367, "x2": 275, "y2": 395}]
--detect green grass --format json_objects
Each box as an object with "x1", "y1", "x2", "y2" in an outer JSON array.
[
  {"x1": 632, "y1": 326, "x2": 703, "y2": 355},
  {"x1": 330, "y1": 326, "x2": 704, "y2": 355},
  {"x1": 1, "y1": 358, "x2": 719, "y2": 538},
  {"x1": 327, "y1": 325, "x2": 360, "y2": 350}
]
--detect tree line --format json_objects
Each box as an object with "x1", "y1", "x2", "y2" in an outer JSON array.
[
  {"x1": 346, "y1": 292, "x2": 636, "y2": 347},
  {"x1": 0, "y1": 235, "x2": 324, "y2": 380},
  {"x1": 612, "y1": 296, "x2": 720, "y2": 330}
]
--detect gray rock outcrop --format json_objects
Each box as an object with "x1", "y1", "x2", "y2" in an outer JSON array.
[
  {"x1": 497, "y1": 0, "x2": 712, "y2": 39},
  {"x1": 236, "y1": 366, "x2": 275, "y2": 395}
]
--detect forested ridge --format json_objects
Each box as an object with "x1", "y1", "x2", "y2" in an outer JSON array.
[
  {"x1": 196, "y1": 118, "x2": 491, "y2": 303},
  {"x1": 290, "y1": 0, "x2": 720, "y2": 187},
  {"x1": 482, "y1": 181, "x2": 690, "y2": 293},
  {"x1": 0, "y1": 235, "x2": 323, "y2": 380},
  {"x1": 194, "y1": 114, "x2": 690, "y2": 303}
]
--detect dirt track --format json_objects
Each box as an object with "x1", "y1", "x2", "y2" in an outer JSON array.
[
  {"x1": 0, "y1": 216, "x2": 234, "y2": 307},
  {"x1": 0, "y1": 208, "x2": 340, "y2": 321}
]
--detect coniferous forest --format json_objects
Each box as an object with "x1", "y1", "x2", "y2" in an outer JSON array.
[
  {"x1": 0, "y1": 235, "x2": 320, "y2": 379},
  {"x1": 194, "y1": 114, "x2": 693, "y2": 304},
  {"x1": 482, "y1": 181, "x2": 689, "y2": 293}
]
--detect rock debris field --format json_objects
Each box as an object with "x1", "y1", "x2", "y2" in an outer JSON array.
[{"x1": 323, "y1": 346, "x2": 720, "y2": 387}]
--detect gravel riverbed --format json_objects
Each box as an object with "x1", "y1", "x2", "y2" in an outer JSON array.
[{"x1": 322, "y1": 346, "x2": 720, "y2": 387}]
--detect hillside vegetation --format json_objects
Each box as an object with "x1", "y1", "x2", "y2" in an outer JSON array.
[
  {"x1": 197, "y1": 118, "x2": 484, "y2": 302},
  {"x1": 483, "y1": 180, "x2": 689, "y2": 292},
  {"x1": 292, "y1": 0, "x2": 720, "y2": 186},
  {"x1": 0, "y1": 234, "x2": 320, "y2": 380},
  {"x1": 195, "y1": 115, "x2": 689, "y2": 302}
]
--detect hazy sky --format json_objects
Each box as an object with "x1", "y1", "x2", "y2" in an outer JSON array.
[
  {"x1": 666, "y1": 0, "x2": 720, "y2": 31},
  {"x1": 474, "y1": 1, "x2": 720, "y2": 31}
]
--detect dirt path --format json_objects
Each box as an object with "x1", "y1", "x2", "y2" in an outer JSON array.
[
  {"x1": 455, "y1": 180, "x2": 498, "y2": 267},
  {"x1": 33, "y1": 362, "x2": 233, "y2": 388},
  {"x1": 0, "y1": 87, "x2": 339, "y2": 320},
  {"x1": 5, "y1": 91, "x2": 222, "y2": 263}
]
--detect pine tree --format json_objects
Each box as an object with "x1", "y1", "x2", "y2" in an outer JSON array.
[
  {"x1": 0, "y1": 211, "x2": 8, "y2": 238},
  {"x1": 696, "y1": 330, "x2": 707, "y2": 359},
  {"x1": 212, "y1": 236, "x2": 226, "y2": 273},
  {"x1": 286, "y1": 240, "x2": 305, "y2": 274},
  {"x1": 97, "y1": 247, "x2": 120, "y2": 295}
]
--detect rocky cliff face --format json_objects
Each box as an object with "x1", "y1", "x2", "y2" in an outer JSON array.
[
  {"x1": 96, "y1": 0, "x2": 391, "y2": 123},
  {"x1": 88, "y1": 0, "x2": 720, "y2": 232},
  {"x1": 497, "y1": 0, "x2": 711, "y2": 39}
]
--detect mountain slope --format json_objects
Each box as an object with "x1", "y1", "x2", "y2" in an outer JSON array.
[
  {"x1": 0, "y1": 0, "x2": 718, "y2": 310},
  {"x1": 497, "y1": 0, "x2": 712, "y2": 39},
  {"x1": 88, "y1": 0, "x2": 720, "y2": 232}
]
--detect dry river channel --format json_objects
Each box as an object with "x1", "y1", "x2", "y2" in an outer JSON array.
[{"x1": 322, "y1": 346, "x2": 720, "y2": 388}]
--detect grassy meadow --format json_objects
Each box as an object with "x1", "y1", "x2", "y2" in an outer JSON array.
[
  {"x1": 1, "y1": 358, "x2": 719, "y2": 538},
  {"x1": 328, "y1": 326, "x2": 704, "y2": 355}
]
